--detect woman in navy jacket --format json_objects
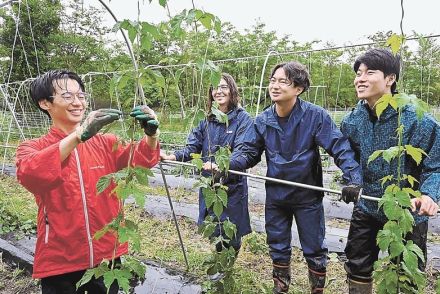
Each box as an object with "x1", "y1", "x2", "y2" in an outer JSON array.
[{"x1": 161, "y1": 73, "x2": 254, "y2": 254}]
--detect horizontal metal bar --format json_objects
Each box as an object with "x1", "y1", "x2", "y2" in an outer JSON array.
[{"x1": 161, "y1": 160, "x2": 379, "y2": 202}]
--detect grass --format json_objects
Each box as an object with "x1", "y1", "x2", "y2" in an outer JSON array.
[
  {"x1": 0, "y1": 175, "x2": 37, "y2": 237},
  {"x1": 0, "y1": 254, "x2": 39, "y2": 294}
]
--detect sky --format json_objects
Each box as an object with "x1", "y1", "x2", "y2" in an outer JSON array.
[{"x1": 87, "y1": 0, "x2": 440, "y2": 45}]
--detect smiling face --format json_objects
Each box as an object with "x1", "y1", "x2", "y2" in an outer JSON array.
[
  {"x1": 39, "y1": 78, "x2": 87, "y2": 133},
  {"x1": 269, "y1": 67, "x2": 303, "y2": 107},
  {"x1": 354, "y1": 63, "x2": 396, "y2": 108},
  {"x1": 212, "y1": 78, "x2": 232, "y2": 112}
]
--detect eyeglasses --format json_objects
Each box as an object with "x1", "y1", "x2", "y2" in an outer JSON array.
[
  {"x1": 213, "y1": 85, "x2": 229, "y2": 92},
  {"x1": 51, "y1": 92, "x2": 89, "y2": 103},
  {"x1": 269, "y1": 78, "x2": 292, "y2": 87}
]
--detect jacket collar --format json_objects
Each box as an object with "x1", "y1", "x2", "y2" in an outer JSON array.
[
  {"x1": 47, "y1": 126, "x2": 71, "y2": 140},
  {"x1": 264, "y1": 97, "x2": 307, "y2": 131},
  {"x1": 358, "y1": 100, "x2": 399, "y2": 122}
]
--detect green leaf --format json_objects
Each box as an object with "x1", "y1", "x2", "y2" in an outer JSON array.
[
  {"x1": 140, "y1": 35, "x2": 152, "y2": 50},
  {"x1": 399, "y1": 209, "x2": 415, "y2": 234},
  {"x1": 94, "y1": 224, "x2": 111, "y2": 240},
  {"x1": 123, "y1": 257, "x2": 146, "y2": 278},
  {"x1": 130, "y1": 184, "x2": 146, "y2": 207},
  {"x1": 367, "y1": 150, "x2": 383, "y2": 164},
  {"x1": 203, "y1": 188, "x2": 216, "y2": 209},
  {"x1": 213, "y1": 200, "x2": 224, "y2": 218},
  {"x1": 375, "y1": 94, "x2": 392, "y2": 117},
  {"x1": 405, "y1": 145, "x2": 427, "y2": 165},
  {"x1": 133, "y1": 166, "x2": 153, "y2": 186},
  {"x1": 114, "y1": 269, "x2": 132, "y2": 293},
  {"x1": 76, "y1": 269, "x2": 95, "y2": 289},
  {"x1": 210, "y1": 70, "x2": 222, "y2": 89},
  {"x1": 103, "y1": 271, "x2": 117, "y2": 292},
  {"x1": 396, "y1": 92, "x2": 430, "y2": 119},
  {"x1": 191, "y1": 157, "x2": 203, "y2": 170},
  {"x1": 377, "y1": 229, "x2": 392, "y2": 251},
  {"x1": 403, "y1": 247, "x2": 418, "y2": 272},
  {"x1": 217, "y1": 188, "x2": 228, "y2": 207},
  {"x1": 403, "y1": 187, "x2": 422, "y2": 198},
  {"x1": 382, "y1": 146, "x2": 400, "y2": 163},
  {"x1": 158, "y1": 0, "x2": 167, "y2": 7},
  {"x1": 395, "y1": 190, "x2": 411, "y2": 208},
  {"x1": 118, "y1": 226, "x2": 128, "y2": 243},
  {"x1": 402, "y1": 174, "x2": 419, "y2": 188},
  {"x1": 384, "y1": 221, "x2": 403, "y2": 242},
  {"x1": 214, "y1": 17, "x2": 222, "y2": 35},
  {"x1": 384, "y1": 269, "x2": 398, "y2": 289},
  {"x1": 395, "y1": 124, "x2": 404, "y2": 138},
  {"x1": 201, "y1": 220, "x2": 216, "y2": 238},
  {"x1": 114, "y1": 182, "x2": 132, "y2": 200},
  {"x1": 389, "y1": 241, "x2": 405, "y2": 258},
  {"x1": 96, "y1": 175, "x2": 112, "y2": 194},
  {"x1": 223, "y1": 219, "x2": 237, "y2": 240},
  {"x1": 383, "y1": 199, "x2": 403, "y2": 220},
  {"x1": 406, "y1": 240, "x2": 425, "y2": 262},
  {"x1": 127, "y1": 26, "x2": 138, "y2": 44},
  {"x1": 386, "y1": 33, "x2": 405, "y2": 54},
  {"x1": 197, "y1": 11, "x2": 214, "y2": 30},
  {"x1": 141, "y1": 21, "x2": 159, "y2": 38},
  {"x1": 215, "y1": 146, "x2": 231, "y2": 172},
  {"x1": 380, "y1": 175, "x2": 394, "y2": 187},
  {"x1": 211, "y1": 102, "x2": 229, "y2": 125}
]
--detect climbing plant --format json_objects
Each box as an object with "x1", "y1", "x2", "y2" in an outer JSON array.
[
  {"x1": 191, "y1": 105, "x2": 239, "y2": 293},
  {"x1": 370, "y1": 34, "x2": 431, "y2": 293},
  {"x1": 76, "y1": 1, "x2": 223, "y2": 292}
]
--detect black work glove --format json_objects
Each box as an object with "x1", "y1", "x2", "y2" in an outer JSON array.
[
  {"x1": 130, "y1": 105, "x2": 159, "y2": 136},
  {"x1": 76, "y1": 109, "x2": 122, "y2": 142},
  {"x1": 340, "y1": 185, "x2": 363, "y2": 204}
]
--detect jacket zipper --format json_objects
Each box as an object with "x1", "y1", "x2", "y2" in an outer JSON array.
[
  {"x1": 44, "y1": 207, "x2": 49, "y2": 244},
  {"x1": 74, "y1": 148, "x2": 94, "y2": 268}
]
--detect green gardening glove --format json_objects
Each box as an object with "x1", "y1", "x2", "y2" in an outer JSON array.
[
  {"x1": 76, "y1": 109, "x2": 122, "y2": 142},
  {"x1": 130, "y1": 105, "x2": 159, "y2": 137}
]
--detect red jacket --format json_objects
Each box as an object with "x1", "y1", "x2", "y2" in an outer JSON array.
[{"x1": 16, "y1": 127, "x2": 159, "y2": 278}]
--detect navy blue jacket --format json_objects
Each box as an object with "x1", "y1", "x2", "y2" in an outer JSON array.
[
  {"x1": 247, "y1": 98, "x2": 362, "y2": 205},
  {"x1": 341, "y1": 101, "x2": 440, "y2": 224},
  {"x1": 174, "y1": 107, "x2": 253, "y2": 237}
]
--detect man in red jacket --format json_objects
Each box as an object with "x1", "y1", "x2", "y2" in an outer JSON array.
[{"x1": 15, "y1": 70, "x2": 160, "y2": 294}]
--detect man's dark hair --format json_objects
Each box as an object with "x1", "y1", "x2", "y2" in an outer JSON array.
[
  {"x1": 208, "y1": 72, "x2": 240, "y2": 112},
  {"x1": 354, "y1": 48, "x2": 400, "y2": 94},
  {"x1": 30, "y1": 70, "x2": 84, "y2": 117},
  {"x1": 270, "y1": 61, "x2": 310, "y2": 94}
]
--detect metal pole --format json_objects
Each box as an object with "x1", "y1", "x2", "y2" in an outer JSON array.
[
  {"x1": 159, "y1": 162, "x2": 190, "y2": 271},
  {"x1": 161, "y1": 160, "x2": 380, "y2": 202}
]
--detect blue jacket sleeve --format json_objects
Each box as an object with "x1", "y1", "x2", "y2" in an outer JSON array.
[
  {"x1": 229, "y1": 113, "x2": 260, "y2": 171},
  {"x1": 315, "y1": 110, "x2": 363, "y2": 185},
  {"x1": 174, "y1": 120, "x2": 205, "y2": 162},
  {"x1": 417, "y1": 116, "x2": 440, "y2": 202}
]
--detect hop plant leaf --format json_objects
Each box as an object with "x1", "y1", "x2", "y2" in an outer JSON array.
[{"x1": 386, "y1": 33, "x2": 405, "y2": 54}]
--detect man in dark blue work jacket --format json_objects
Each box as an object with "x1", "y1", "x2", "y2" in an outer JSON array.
[{"x1": 245, "y1": 61, "x2": 363, "y2": 294}]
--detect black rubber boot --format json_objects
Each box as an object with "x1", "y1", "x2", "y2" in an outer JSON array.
[
  {"x1": 272, "y1": 262, "x2": 291, "y2": 294},
  {"x1": 308, "y1": 268, "x2": 326, "y2": 293},
  {"x1": 348, "y1": 278, "x2": 373, "y2": 294}
]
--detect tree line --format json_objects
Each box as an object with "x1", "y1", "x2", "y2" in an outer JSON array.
[{"x1": 1, "y1": 0, "x2": 439, "y2": 116}]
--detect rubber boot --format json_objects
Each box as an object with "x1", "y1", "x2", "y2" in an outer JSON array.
[
  {"x1": 308, "y1": 268, "x2": 326, "y2": 293},
  {"x1": 272, "y1": 262, "x2": 290, "y2": 294},
  {"x1": 348, "y1": 278, "x2": 373, "y2": 294}
]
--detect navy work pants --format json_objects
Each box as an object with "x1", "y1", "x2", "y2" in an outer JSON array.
[{"x1": 265, "y1": 200, "x2": 328, "y2": 270}]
